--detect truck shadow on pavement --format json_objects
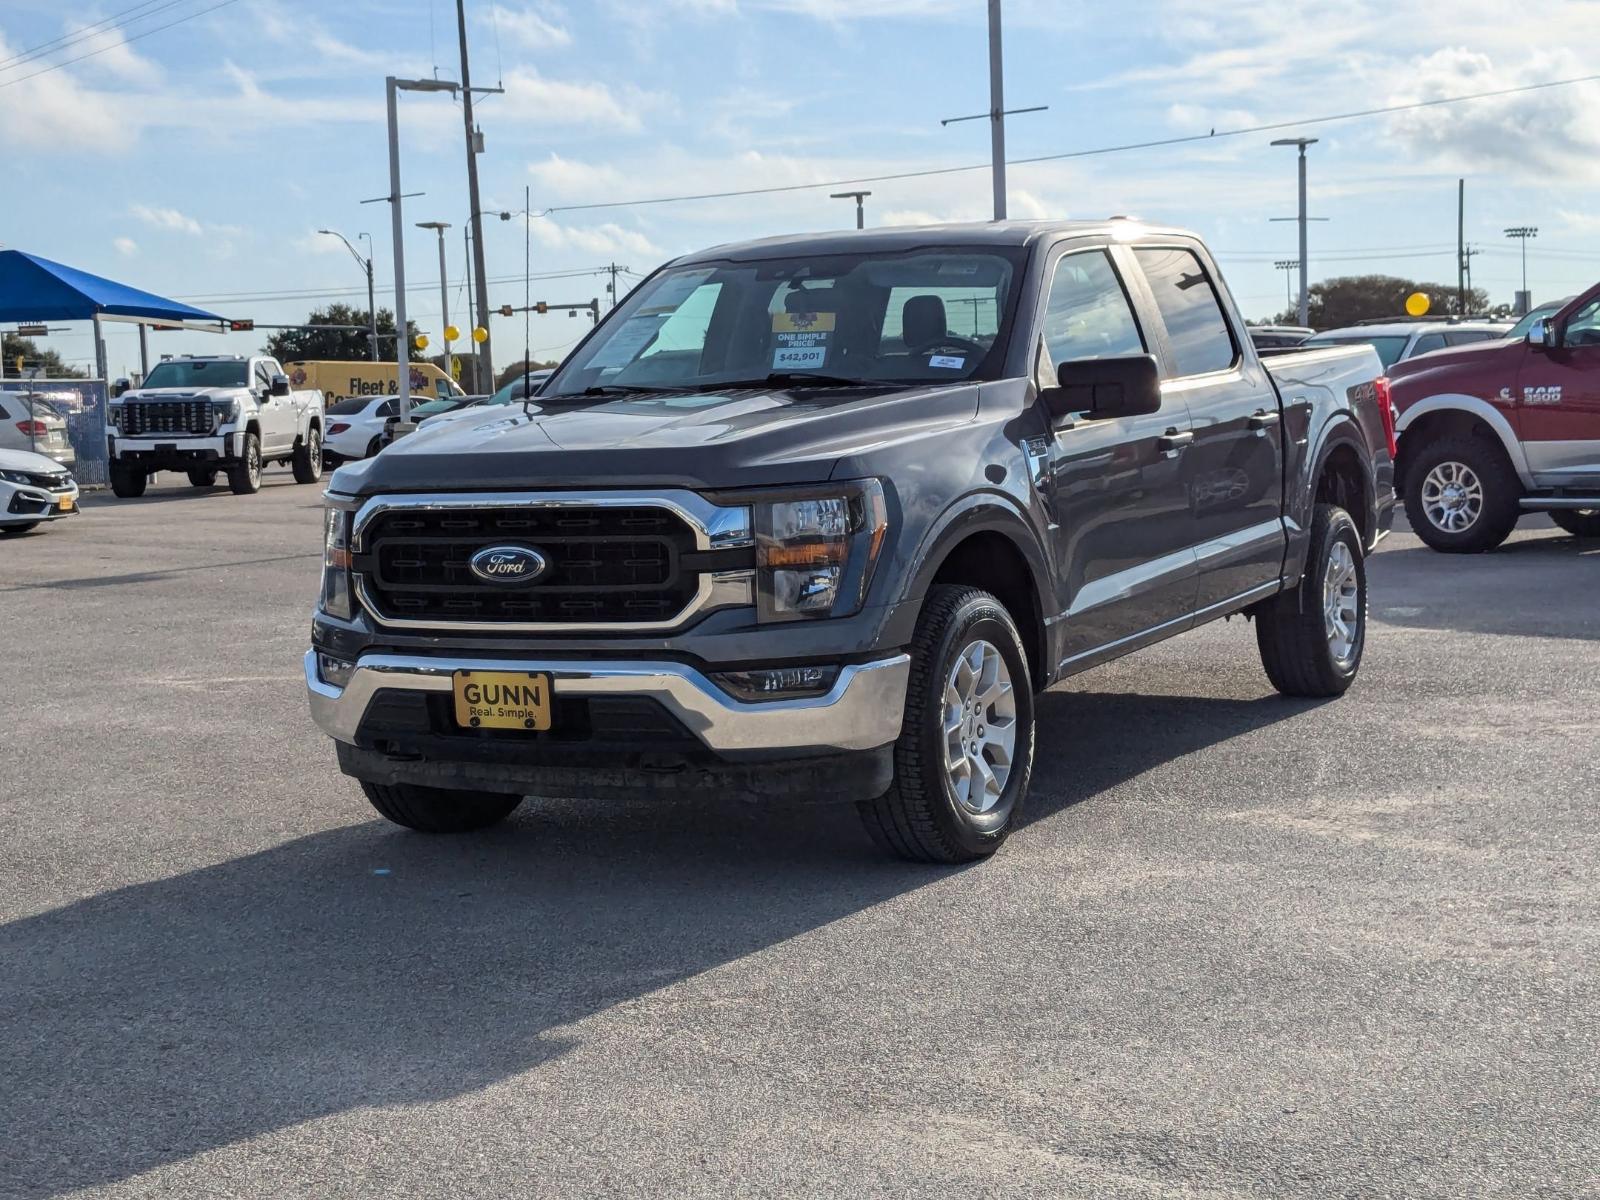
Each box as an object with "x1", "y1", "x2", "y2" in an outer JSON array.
[{"x1": 1, "y1": 689, "x2": 1316, "y2": 1197}]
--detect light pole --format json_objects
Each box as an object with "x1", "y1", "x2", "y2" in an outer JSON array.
[
  {"x1": 1271, "y1": 137, "x2": 1318, "y2": 328},
  {"x1": 1504, "y1": 226, "x2": 1538, "y2": 315},
  {"x1": 416, "y1": 220, "x2": 452, "y2": 372},
  {"x1": 1274, "y1": 260, "x2": 1297, "y2": 315},
  {"x1": 318, "y1": 229, "x2": 378, "y2": 360},
  {"x1": 383, "y1": 75, "x2": 459, "y2": 430},
  {"x1": 830, "y1": 190, "x2": 871, "y2": 229}
]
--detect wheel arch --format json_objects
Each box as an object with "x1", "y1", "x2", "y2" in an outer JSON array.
[{"x1": 1394, "y1": 393, "x2": 1532, "y2": 489}]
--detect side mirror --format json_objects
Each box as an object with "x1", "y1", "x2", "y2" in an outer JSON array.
[
  {"x1": 111, "y1": 378, "x2": 131, "y2": 398},
  {"x1": 1042, "y1": 354, "x2": 1163, "y2": 423},
  {"x1": 270, "y1": 373, "x2": 291, "y2": 397}
]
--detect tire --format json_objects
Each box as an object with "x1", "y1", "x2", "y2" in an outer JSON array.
[
  {"x1": 187, "y1": 468, "x2": 217, "y2": 488},
  {"x1": 228, "y1": 432, "x2": 262, "y2": 495},
  {"x1": 365, "y1": 436, "x2": 382, "y2": 460},
  {"x1": 1255, "y1": 504, "x2": 1367, "y2": 698},
  {"x1": 858, "y1": 585, "x2": 1035, "y2": 864},
  {"x1": 292, "y1": 426, "x2": 323, "y2": 484},
  {"x1": 359, "y1": 780, "x2": 523, "y2": 833},
  {"x1": 1402, "y1": 434, "x2": 1520, "y2": 552},
  {"x1": 1550, "y1": 509, "x2": 1600, "y2": 538},
  {"x1": 109, "y1": 465, "x2": 147, "y2": 498},
  {"x1": 0, "y1": 522, "x2": 40, "y2": 535}
]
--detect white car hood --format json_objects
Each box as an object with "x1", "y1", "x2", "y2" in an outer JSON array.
[{"x1": 0, "y1": 446, "x2": 72, "y2": 474}]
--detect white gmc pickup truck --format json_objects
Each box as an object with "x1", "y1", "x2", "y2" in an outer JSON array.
[{"x1": 107, "y1": 355, "x2": 325, "y2": 496}]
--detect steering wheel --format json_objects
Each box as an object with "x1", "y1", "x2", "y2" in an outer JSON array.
[
  {"x1": 1567, "y1": 326, "x2": 1600, "y2": 347},
  {"x1": 914, "y1": 335, "x2": 986, "y2": 360}
]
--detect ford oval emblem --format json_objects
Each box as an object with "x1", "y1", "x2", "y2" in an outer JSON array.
[{"x1": 468, "y1": 545, "x2": 548, "y2": 585}]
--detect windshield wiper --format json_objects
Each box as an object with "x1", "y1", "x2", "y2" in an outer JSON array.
[
  {"x1": 577, "y1": 383, "x2": 693, "y2": 396},
  {"x1": 691, "y1": 372, "x2": 878, "y2": 392}
]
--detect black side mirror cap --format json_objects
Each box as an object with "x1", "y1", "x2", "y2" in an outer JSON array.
[
  {"x1": 111, "y1": 378, "x2": 130, "y2": 397},
  {"x1": 269, "y1": 373, "x2": 291, "y2": 397},
  {"x1": 1042, "y1": 353, "x2": 1162, "y2": 423}
]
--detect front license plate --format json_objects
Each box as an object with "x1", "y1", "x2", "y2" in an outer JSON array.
[
  {"x1": 452, "y1": 670, "x2": 552, "y2": 731},
  {"x1": 56, "y1": 495, "x2": 74, "y2": 512}
]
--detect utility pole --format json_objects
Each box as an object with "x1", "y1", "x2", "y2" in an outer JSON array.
[
  {"x1": 604, "y1": 262, "x2": 630, "y2": 309},
  {"x1": 318, "y1": 230, "x2": 379, "y2": 359},
  {"x1": 1457, "y1": 179, "x2": 1466, "y2": 316},
  {"x1": 456, "y1": 0, "x2": 493, "y2": 395},
  {"x1": 463, "y1": 224, "x2": 476, "y2": 360},
  {"x1": 1504, "y1": 226, "x2": 1537, "y2": 315},
  {"x1": 939, "y1": 0, "x2": 1044, "y2": 222},
  {"x1": 416, "y1": 220, "x2": 452, "y2": 368},
  {"x1": 1274, "y1": 260, "x2": 1297, "y2": 315},
  {"x1": 1464, "y1": 243, "x2": 1480, "y2": 301},
  {"x1": 829, "y1": 191, "x2": 871, "y2": 229},
  {"x1": 1271, "y1": 137, "x2": 1318, "y2": 327}
]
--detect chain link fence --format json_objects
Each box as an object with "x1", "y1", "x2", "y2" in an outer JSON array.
[{"x1": 0, "y1": 379, "x2": 109, "y2": 486}]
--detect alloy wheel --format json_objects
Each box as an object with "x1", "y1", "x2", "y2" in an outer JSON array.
[
  {"x1": 1323, "y1": 539, "x2": 1360, "y2": 667},
  {"x1": 1420, "y1": 461, "x2": 1482, "y2": 533},
  {"x1": 942, "y1": 639, "x2": 1018, "y2": 815}
]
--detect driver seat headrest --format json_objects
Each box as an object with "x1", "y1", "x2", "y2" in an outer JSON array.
[{"x1": 902, "y1": 295, "x2": 947, "y2": 351}]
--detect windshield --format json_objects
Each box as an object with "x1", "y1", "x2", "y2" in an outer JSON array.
[
  {"x1": 410, "y1": 398, "x2": 459, "y2": 416},
  {"x1": 487, "y1": 372, "x2": 552, "y2": 406},
  {"x1": 327, "y1": 396, "x2": 377, "y2": 416},
  {"x1": 1303, "y1": 333, "x2": 1411, "y2": 369},
  {"x1": 1507, "y1": 303, "x2": 1563, "y2": 340},
  {"x1": 546, "y1": 247, "x2": 1026, "y2": 397},
  {"x1": 140, "y1": 360, "x2": 249, "y2": 389}
]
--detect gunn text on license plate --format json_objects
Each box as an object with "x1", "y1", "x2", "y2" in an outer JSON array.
[{"x1": 452, "y1": 670, "x2": 552, "y2": 731}]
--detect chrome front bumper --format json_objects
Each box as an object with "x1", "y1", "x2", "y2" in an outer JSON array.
[{"x1": 304, "y1": 650, "x2": 911, "y2": 756}]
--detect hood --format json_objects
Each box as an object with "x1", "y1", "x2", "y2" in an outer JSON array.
[
  {"x1": 1388, "y1": 336, "x2": 1515, "y2": 382},
  {"x1": 335, "y1": 383, "x2": 981, "y2": 495},
  {"x1": 0, "y1": 446, "x2": 73, "y2": 474},
  {"x1": 119, "y1": 386, "x2": 240, "y2": 402},
  {"x1": 1386, "y1": 336, "x2": 1522, "y2": 405}
]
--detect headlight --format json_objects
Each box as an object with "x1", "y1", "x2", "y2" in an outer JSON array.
[
  {"x1": 320, "y1": 506, "x2": 354, "y2": 620},
  {"x1": 212, "y1": 399, "x2": 241, "y2": 425},
  {"x1": 753, "y1": 480, "x2": 888, "y2": 622},
  {"x1": 0, "y1": 470, "x2": 29, "y2": 484},
  {"x1": 106, "y1": 405, "x2": 121, "y2": 430}
]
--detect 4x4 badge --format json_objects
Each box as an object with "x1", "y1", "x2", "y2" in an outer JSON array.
[{"x1": 468, "y1": 545, "x2": 549, "y2": 585}]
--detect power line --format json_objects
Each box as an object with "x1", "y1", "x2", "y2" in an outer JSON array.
[
  {"x1": 0, "y1": 0, "x2": 181, "y2": 73},
  {"x1": 0, "y1": 0, "x2": 244, "y2": 90},
  {"x1": 173, "y1": 267, "x2": 614, "y2": 305},
  {"x1": 542, "y1": 71, "x2": 1600, "y2": 215}
]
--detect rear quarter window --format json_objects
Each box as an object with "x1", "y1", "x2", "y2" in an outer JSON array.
[{"x1": 1132, "y1": 247, "x2": 1237, "y2": 376}]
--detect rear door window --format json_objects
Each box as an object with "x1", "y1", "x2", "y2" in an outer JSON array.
[
  {"x1": 1411, "y1": 333, "x2": 1446, "y2": 356},
  {"x1": 1132, "y1": 247, "x2": 1237, "y2": 377},
  {"x1": 1444, "y1": 331, "x2": 1491, "y2": 346}
]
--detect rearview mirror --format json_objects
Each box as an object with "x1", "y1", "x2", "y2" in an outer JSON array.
[
  {"x1": 270, "y1": 373, "x2": 291, "y2": 397},
  {"x1": 1042, "y1": 354, "x2": 1162, "y2": 423}
]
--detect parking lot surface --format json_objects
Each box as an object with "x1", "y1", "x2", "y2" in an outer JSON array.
[{"x1": 2, "y1": 474, "x2": 1597, "y2": 1199}]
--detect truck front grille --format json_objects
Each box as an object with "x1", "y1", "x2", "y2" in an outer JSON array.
[
  {"x1": 359, "y1": 505, "x2": 701, "y2": 626},
  {"x1": 123, "y1": 399, "x2": 213, "y2": 436}
]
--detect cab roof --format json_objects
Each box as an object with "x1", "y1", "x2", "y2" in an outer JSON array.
[{"x1": 672, "y1": 218, "x2": 1199, "y2": 265}]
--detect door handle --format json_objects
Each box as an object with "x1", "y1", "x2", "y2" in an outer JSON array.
[
  {"x1": 1156, "y1": 429, "x2": 1194, "y2": 455},
  {"x1": 1247, "y1": 409, "x2": 1280, "y2": 429}
]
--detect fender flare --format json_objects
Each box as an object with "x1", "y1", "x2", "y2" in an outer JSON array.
[
  {"x1": 1294, "y1": 412, "x2": 1377, "y2": 553},
  {"x1": 1394, "y1": 392, "x2": 1533, "y2": 488}
]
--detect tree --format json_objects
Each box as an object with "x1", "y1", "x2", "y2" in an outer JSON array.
[
  {"x1": 0, "y1": 333, "x2": 87, "y2": 378},
  {"x1": 495, "y1": 359, "x2": 559, "y2": 389},
  {"x1": 263, "y1": 304, "x2": 422, "y2": 362},
  {"x1": 1264, "y1": 276, "x2": 1490, "y2": 329}
]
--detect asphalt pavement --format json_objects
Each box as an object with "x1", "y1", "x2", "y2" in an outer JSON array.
[{"x1": 2, "y1": 470, "x2": 1596, "y2": 1199}]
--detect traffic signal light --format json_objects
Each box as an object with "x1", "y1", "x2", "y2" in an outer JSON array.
[
  {"x1": 228, "y1": 319, "x2": 254, "y2": 332},
  {"x1": 498, "y1": 304, "x2": 514, "y2": 317},
  {"x1": 535, "y1": 301, "x2": 548, "y2": 315}
]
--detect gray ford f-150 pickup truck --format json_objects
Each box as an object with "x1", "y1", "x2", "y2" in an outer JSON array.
[{"x1": 307, "y1": 219, "x2": 1396, "y2": 862}]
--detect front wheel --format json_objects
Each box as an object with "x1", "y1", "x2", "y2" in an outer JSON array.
[
  {"x1": 359, "y1": 780, "x2": 523, "y2": 833},
  {"x1": 858, "y1": 585, "x2": 1035, "y2": 864},
  {"x1": 1402, "y1": 434, "x2": 1520, "y2": 552},
  {"x1": 1550, "y1": 509, "x2": 1600, "y2": 538},
  {"x1": 228, "y1": 433, "x2": 262, "y2": 495},
  {"x1": 109, "y1": 465, "x2": 147, "y2": 498},
  {"x1": 292, "y1": 427, "x2": 323, "y2": 484},
  {"x1": 1255, "y1": 503, "x2": 1367, "y2": 697}
]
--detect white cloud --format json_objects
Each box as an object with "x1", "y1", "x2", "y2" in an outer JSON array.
[
  {"x1": 113, "y1": 237, "x2": 139, "y2": 257},
  {"x1": 63, "y1": 22, "x2": 161, "y2": 83},
  {"x1": 488, "y1": 4, "x2": 573, "y2": 49},
  {"x1": 528, "y1": 217, "x2": 662, "y2": 258},
  {"x1": 130, "y1": 205, "x2": 204, "y2": 236},
  {"x1": 497, "y1": 69, "x2": 657, "y2": 131},
  {"x1": 528, "y1": 153, "x2": 628, "y2": 198}
]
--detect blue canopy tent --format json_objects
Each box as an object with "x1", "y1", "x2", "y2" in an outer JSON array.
[{"x1": 0, "y1": 249, "x2": 223, "y2": 380}]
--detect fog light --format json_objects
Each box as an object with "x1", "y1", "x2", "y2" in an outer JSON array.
[
  {"x1": 712, "y1": 664, "x2": 840, "y2": 702},
  {"x1": 318, "y1": 652, "x2": 356, "y2": 688}
]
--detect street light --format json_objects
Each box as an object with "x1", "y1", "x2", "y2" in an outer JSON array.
[
  {"x1": 830, "y1": 190, "x2": 872, "y2": 230},
  {"x1": 318, "y1": 229, "x2": 377, "y2": 360},
  {"x1": 416, "y1": 220, "x2": 452, "y2": 367},
  {"x1": 1271, "y1": 137, "x2": 1318, "y2": 327},
  {"x1": 383, "y1": 75, "x2": 459, "y2": 429},
  {"x1": 1274, "y1": 259, "x2": 1297, "y2": 315},
  {"x1": 1504, "y1": 226, "x2": 1538, "y2": 315}
]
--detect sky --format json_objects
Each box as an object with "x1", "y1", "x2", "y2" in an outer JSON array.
[{"x1": 3, "y1": 0, "x2": 1599, "y2": 379}]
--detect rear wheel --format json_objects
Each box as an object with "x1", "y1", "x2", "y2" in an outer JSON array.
[
  {"x1": 292, "y1": 427, "x2": 323, "y2": 484},
  {"x1": 1550, "y1": 509, "x2": 1600, "y2": 538},
  {"x1": 365, "y1": 436, "x2": 382, "y2": 459},
  {"x1": 109, "y1": 464, "x2": 147, "y2": 498},
  {"x1": 228, "y1": 433, "x2": 262, "y2": 495},
  {"x1": 858, "y1": 585, "x2": 1035, "y2": 864},
  {"x1": 359, "y1": 780, "x2": 523, "y2": 833},
  {"x1": 1255, "y1": 503, "x2": 1367, "y2": 697},
  {"x1": 1403, "y1": 434, "x2": 1520, "y2": 552},
  {"x1": 187, "y1": 468, "x2": 217, "y2": 488}
]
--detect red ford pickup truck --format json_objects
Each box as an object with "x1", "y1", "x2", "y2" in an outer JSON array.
[{"x1": 1389, "y1": 281, "x2": 1600, "y2": 551}]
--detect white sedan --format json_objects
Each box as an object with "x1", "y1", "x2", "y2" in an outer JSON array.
[
  {"x1": 0, "y1": 446, "x2": 79, "y2": 536},
  {"x1": 323, "y1": 396, "x2": 398, "y2": 463}
]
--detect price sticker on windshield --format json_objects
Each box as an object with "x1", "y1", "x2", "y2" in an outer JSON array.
[{"x1": 772, "y1": 310, "x2": 834, "y2": 370}]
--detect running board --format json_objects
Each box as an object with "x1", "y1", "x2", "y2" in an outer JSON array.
[{"x1": 1520, "y1": 497, "x2": 1600, "y2": 510}]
